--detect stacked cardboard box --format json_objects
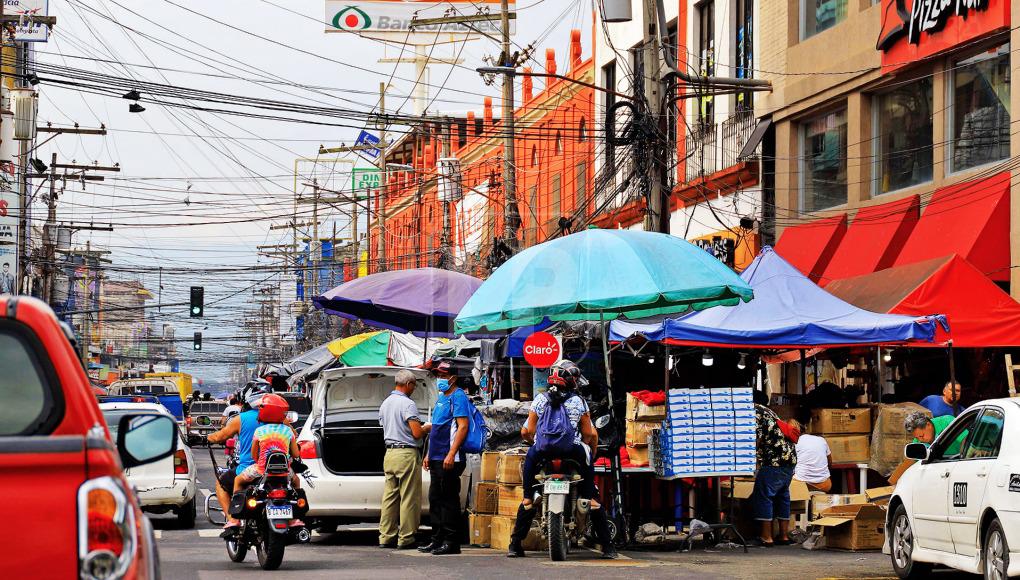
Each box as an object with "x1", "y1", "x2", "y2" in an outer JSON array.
[
  {"x1": 497, "y1": 451, "x2": 525, "y2": 485},
  {"x1": 468, "y1": 513, "x2": 492, "y2": 547},
  {"x1": 655, "y1": 388, "x2": 756, "y2": 478},
  {"x1": 868, "y1": 403, "x2": 928, "y2": 477},
  {"x1": 625, "y1": 393, "x2": 665, "y2": 467},
  {"x1": 489, "y1": 515, "x2": 544, "y2": 551},
  {"x1": 813, "y1": 504, "x2": 886, "y2": 551},
  {"x1": 810, "y1": 408, "x2": 872, "y2": 464}
]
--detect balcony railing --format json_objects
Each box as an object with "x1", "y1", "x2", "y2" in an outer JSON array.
[
  {"x1": 721, "y1": 109, "x2": 757, "y2": 167},
  {"x1": 685, "y1": 122, "x2": 718, "y2": 181}
]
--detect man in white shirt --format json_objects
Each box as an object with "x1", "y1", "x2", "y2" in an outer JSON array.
[{"x1": 790, "y1": 419, "x2": 832, "y2": 492}]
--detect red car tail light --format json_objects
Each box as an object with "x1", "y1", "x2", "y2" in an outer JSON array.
[
  {"x1": 78, "y1": 477, "x2": 136, "y2": 580},
  {"x1": 173, "y1": 449, "x2": 189, "y2": 475},
  {"x1": 298, "y1": 440, "x2": 318, "y2": 460}
]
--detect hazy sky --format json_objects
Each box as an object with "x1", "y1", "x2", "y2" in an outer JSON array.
[{"x1": 37, "y1": 0, "x2": 590, "y2": 382}]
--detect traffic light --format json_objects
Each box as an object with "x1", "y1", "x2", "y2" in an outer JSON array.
[
  {"x1": 193, "y1": 332, "x2": 202, "y2": 351},
  {"x1": 190, "y1": 286, "x2": 204, "y2": 318}
]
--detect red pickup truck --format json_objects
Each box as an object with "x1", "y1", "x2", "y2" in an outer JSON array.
[{"x1": 1, "y1": 296, "x2": 178, "y2": 579}]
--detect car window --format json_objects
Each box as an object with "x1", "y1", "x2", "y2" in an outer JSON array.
[
  {"x1": 0, "y1": 324, "x2": 61, "y2": 435},
  {"x1": 961, "y1": 408, "x2": 1005, "y2": 459},
  {"x1": 929, "y1": 411, "x2": 979, "y2": 462}
]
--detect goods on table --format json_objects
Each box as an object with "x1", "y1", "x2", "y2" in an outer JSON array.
[
  {"x1": 472, "y1": 482, "x2": 498, "y2": 514},
  {"x1": 869, "y1": 403, "x2": 929, "y2": 477},
  {"x1": 625, "y1": 445, "x2": 650, "y2": 466},
  {"x1": 626, "y1": 391, "x2": 666, "y2": 421},
  {"x1": 654, "y1": 388, "x2": 756, "y2": 478},
  {"x1": 809, "y1": 408, "x2": 872, "y2": 435},
  {"x1": 812, "y1": 504, "x2": 886, "y2": 551},
  {"x1": 826, "y1": 434, "x2": 871, "y2": 464},
  {"x1": 468, "y1": 513, "x2": 492, "y2": 547},
  {"x1": 625, "y1": 419, "x2": 659, "y2": 447}
]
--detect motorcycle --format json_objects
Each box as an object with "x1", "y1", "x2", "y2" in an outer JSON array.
[
  {"x1": 225, "y1": 451, "x2": 315, "y2": 570},
  {"x1": 535, "y1": 457, "x2": 589, "y2": 561}
]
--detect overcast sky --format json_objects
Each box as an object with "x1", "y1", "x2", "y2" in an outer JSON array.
[{"x1": 37, "y1": 0, "x2": 590, "y2": 383}]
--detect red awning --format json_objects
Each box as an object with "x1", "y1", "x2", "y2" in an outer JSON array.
[
  {"x1": 825, "y1": 254, "x2": 1020, "y2": 347},
  {"x1": 819, "y1": 195, "x2": 919, "y2": 284},
  {"x1": 893, "y1": 172, "x2": 1010, "y2": 281},
  {"x1": 774, "y1": 213, "x2": 847, "y2": 282}
]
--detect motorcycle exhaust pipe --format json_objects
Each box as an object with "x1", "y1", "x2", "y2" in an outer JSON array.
[{"x1": 295, "y1": 528, "x2": 311, "y2": 543}]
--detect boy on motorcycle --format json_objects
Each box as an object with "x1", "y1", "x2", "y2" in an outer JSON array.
[{"x1": 507, "y1": 360, "x2": 618, "y2": 559}]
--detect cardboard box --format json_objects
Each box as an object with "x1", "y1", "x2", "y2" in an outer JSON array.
[
  {"x1": 810, "y1": 408, "x2": 872, "y2": 435},
  {"x1": 468, "y1": 513, "x2": 492, "y2": 547},
  {"x1": 626, "y1": 392, "x2": 666, "y2": 421},
  {"x1": 497, "y1": 452, "x2": 525, "y2": 485},
  {"x1": 489, "y1": 515, "x2": 544, "y2": 551},
  {"x1": 827, "y1": 435, "x2": 871, "y2": 464},
  {"x1": 865, "y1": 486, "x2": 895, "y2": 503},
  {"x1": 869, "y1": 403, "x2": 929, "y2": 477},
  {"x1": 813, "y1": 504, "x2": 887, "y2": 551},
  {"x1": 473, "y1": 482, "x2": 498, "y2": 514},
  {"x1": 811, "y1": 494, "x2": 867, "y2": 519},
  {"x1": 625, "y1": 419, "x2": 660, "y2": 447},
  {"x1": 497, "y1": 485, "x2": 524, "y2": 516},
  {"x1": 480, "y1": 452, "x2": 500, "y2": 482},
  {"x1": 626, "y1": 445, "x2": 650, "y2": 466},
  {"x1": 728, "y1": 477, "x2": 810, "y2": 502}
]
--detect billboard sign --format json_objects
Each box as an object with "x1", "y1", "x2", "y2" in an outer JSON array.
[
  {"x1": 325, "y1": 0, "x2": 513, "y2": 35},
  {"x1": 352, "y1": 167, "x2": 381, "y2": 193},
  {"x1": 7, "y1": 0, "x2": 50, "y2": 42}
]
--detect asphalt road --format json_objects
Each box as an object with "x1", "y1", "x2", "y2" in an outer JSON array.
[{"x1": 150, "y1": 448, "x2": 971, "y2": 580}]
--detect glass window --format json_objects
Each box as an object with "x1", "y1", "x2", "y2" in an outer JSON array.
[
  {"x1": 801, "y1": 109, "x2": 848, "y2": 211},
  {"x1": 697, "y1": 1, "x2": 715, "y2": 124},
  {"x1": 930, "y1": 411, "x2": 978, "y2": 462},
  {"x1": 551, "y1": 173, "x2": 561, "y2": 218},
  {"x1": 602, "y1": 60, "x2": 617, "y2": 170},
  {"x1": 962, "y1": 408, "x2": 1005, "y2": 459},
  {"x1": 876, "y1": 79, "x2": 934, "y2": 193},
  {"x1": 951, "y1": 45, "x2": 1010, "y2": 173},
  {"x1": 575, "y1": 162, "x2": 587, "y2": 218},
  {"x1": 802, "y1": 0, "x2": 847, "y2": 39},
  {"x1": 0, "y1": 327, "x2": 59, "y2": 435}
]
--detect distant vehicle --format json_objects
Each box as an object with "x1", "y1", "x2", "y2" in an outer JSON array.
[
  {"x1": 886, "y1": 398, "x2": 1019, "y2": 579},
  {"x1": 144, "y1": 371, "x2": 194, "y2": 402},
  {"x1": 110, "y1": 378, "x2": 186, "y2": 423},
  {"x1": 278, "y1": 392, "x2": 312, "y2": 431},
  {"x1": 295, "y1": 366, "x2": 473, "y2": 532},
  {"x1": 2, "y1": 295, "x2": 177, "y2": 578},
  {"x1": 187, "y1": 399, "x2": 229, "y2": 439},
  {"x1": 101, "y1": 401, "x2": 198, "y2": 528}
]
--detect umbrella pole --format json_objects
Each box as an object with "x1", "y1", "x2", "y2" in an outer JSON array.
[
  {"x1": 948, "y1": 339, "x2": 959, "y2": 415},
  {"x1": 601, "y1": 309, "x2": 627, "y2": 545}
]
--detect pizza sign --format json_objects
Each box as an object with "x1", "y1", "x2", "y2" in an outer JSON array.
[{"x1": 876, "y1": 0, "x2": 1007, "y2": 69}]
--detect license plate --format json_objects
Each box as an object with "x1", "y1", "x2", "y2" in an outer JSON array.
[
  {"x1": 544, "y1": 480, "x2": 570, "y2": 494},
  {"x1": 266, "y1": 505, "x2": 293, "y2": 519}
]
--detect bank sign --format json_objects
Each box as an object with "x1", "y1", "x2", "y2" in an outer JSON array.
[
  {"x1": 877, "y1": 0, "x2": 1007, "y2": 68},
  {"x1": 325, "y1": 0, "x2": 513, "y2": 35}
]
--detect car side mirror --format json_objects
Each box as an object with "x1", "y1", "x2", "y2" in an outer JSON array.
[
  {"x1": 904, "y1": 442, "x2": 929, "y2": 462},
  {"x1": 117, "y1": 414, "x2": 178, "y2": 469},
  {"x1": 594, "y1": 415, "x2": 611, "y2": 429}
]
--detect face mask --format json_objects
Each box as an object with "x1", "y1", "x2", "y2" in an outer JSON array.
[{"x1": 437, "y1": 378, "x2": 450, "y2": 392}]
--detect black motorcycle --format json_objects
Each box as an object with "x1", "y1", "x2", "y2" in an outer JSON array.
[{"x1": 225, "y1": 452, "x2": 314, "y2": 570}]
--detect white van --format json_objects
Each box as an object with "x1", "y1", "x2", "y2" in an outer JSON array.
[{"x1": 295, "y1": 366, "x2": 474, "y2": 532}]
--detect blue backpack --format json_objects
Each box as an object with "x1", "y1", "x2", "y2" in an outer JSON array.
[
  {"x1": 461, "y1": 402, "x2": 490, "y2": 454},
  {"x1": 534, "y1": 394, "x2": 577, "y2": 455}
]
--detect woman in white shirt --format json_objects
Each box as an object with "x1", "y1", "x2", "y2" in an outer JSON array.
[{"x1": 789, "y1": 419, "x2": 832, "y2": 492}]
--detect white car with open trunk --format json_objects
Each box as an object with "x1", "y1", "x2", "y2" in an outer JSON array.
[
  {"x1": 886, "y1": 397, "x2": 1020, "y2": 579},
  {"x1": 295, "y1": 366, "x2": 473, "y2": 532}
]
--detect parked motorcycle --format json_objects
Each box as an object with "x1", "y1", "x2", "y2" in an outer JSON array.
[
  {"x1": 535, "y1": 457, "x2": 588, "y2": 561},
  {"x1": 225, "y1": 452, "x2": 314, "y2": 570}
]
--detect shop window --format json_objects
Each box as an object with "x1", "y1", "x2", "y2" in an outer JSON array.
[
  {"x1": 875, "y1": 78, "x2": 933, "y2": 194},
  {"x1": 735, "y1": 0, "x2": 754, "y2": 111},
  {"x1": 951, "y1": 44, "x2": 1010, "y2": 173},
  {"x1": 551, "y1": 173, "x2": 561, "y2": 218},
  {"x1": 697, "y1": 0, "x2": 715, "y2": 124},
  {"x1": 603, "y1": 60, "x2": 617, "y2": 170},
  {"x1": 801, "y1": 0, "x2": 847, "y2": 39},
  {"x1": 800, "y1": 108, "x2": 848, "y2": 212}
]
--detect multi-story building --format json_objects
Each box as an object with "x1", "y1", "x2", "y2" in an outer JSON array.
[{"x1": 759, "y1": 0, "x2": 1016, "y2": 293}]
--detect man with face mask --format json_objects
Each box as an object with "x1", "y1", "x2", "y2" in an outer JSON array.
[{"x1": 418, "y1": 359, "x2": 470, "y2": 555}]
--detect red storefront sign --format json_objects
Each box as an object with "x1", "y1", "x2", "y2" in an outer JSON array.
[
  {"x1": 523, "y1": 331, "x2": 561, "y2": 368},
  {"x1": 876, "y1": 0, "x2": 1008, "y2": 70}
]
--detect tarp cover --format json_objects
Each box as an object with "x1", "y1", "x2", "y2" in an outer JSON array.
[
  {"x1": 825, "y1": 254, "x2": 1020, "y2": 347},
  {"x1": 609, "y1": 247, "x2": 943, "y2": 348}
]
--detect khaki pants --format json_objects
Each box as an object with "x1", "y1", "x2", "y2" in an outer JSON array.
[{"x1": 379, "y1": 447, "x2": 422, "y2": 546}]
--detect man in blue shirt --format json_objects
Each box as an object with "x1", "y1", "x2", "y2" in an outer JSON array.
[
  {"x1": 919, "y1": 381, "x2": 965, "y2": 417},
  {"x1": 419, "y1": 360, "x2": 470, "y2": 555}
]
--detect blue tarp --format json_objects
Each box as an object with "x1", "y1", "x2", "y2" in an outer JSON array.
[{"x1": 609, "y1": 247, "x2": 946, "y2": 348}]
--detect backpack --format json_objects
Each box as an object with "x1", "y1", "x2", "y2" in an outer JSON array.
[
  {"x1": 461, "y1": 401, "x2": 490, "y2": 454},
  {"x1": 534, "y1": 394, "x2": 578, "y2": 455}
]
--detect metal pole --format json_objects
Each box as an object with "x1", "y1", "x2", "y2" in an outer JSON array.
[
  {"x1": 311, "y1": 181, "x2": 319, "y2": 299},
  {"x1": 43, "y1": 152, "x2": 56, "y2": 304},
  {"x1": 377, "y1": 82, "x2": 387, "y2": 272},
  {"x1": 500, "y1": 0, "x2": 519, "y2": 252},
  {"x1": 600, "y1": 309, "x2": 628, "y2": 544},
  {"x1": 948, "y1": 339, "x2": 959, "y2": 415}
]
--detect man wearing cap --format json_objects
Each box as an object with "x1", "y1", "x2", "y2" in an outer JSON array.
[{"x1": 378, "y1": 370, "x2": 430, "y2": 549}]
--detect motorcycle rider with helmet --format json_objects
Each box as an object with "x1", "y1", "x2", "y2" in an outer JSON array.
[
  {"x1": 201, "y1": 379, "x2": 272, "y2": 538},
  {"x1": 507, "y1": 360, "x2": 618, "y2": 559}
]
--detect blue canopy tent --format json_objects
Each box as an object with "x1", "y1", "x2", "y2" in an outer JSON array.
[{"x1": 609, "y1": 247, "x2": 946, "y2": 348}]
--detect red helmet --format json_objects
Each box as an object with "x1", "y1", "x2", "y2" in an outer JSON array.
[{"x1": 256, "y1": 394, "x2": 290, "y2": 423}]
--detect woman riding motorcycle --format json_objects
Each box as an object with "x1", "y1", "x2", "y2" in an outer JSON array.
[{"x1": 507, "y1": 360, "x2": 618, "y2": 559}]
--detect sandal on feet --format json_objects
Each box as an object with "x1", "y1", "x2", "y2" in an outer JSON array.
[{"x1": 748, "y1": 537, "x2": 774, "y2": 548}]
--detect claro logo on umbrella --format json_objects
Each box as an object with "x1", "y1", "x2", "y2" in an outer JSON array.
[
  {"x1": 332, "y1": 6, "x2": 372, "y2": 30},
  {"x1": 523, "y1": 331, "x2": 560, "y2": 368}
]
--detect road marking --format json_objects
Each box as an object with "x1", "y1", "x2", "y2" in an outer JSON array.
[
  {"x1": 153, "y1": 530, "x2": 162, "y2": 539},
  {"x1": 197, "y1": 529, "x2": 223, "y2": 538},
  {"x1": 200, "y1": 488, "x2": 212, "y2": 498}
]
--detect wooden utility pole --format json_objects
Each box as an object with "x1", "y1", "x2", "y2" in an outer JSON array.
[
  {"x1": 439, "y1": 117, "x2": 453, "y2": 269},
  {"x1": 377, "y1": 82, "x2": 386, "y2": 273},
  {"x1": 499, "y1": 0, "x2": 520, "y2": 251},
  {"x1": 641, "y1": 0, "x2": 668, "y2": 234}
]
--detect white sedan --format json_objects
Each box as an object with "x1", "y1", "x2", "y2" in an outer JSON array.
[
  {"x1": 887, "y1": 397, "x2": 1020, "y2": 579},
  {"x1": 101, "y1": 402, "x2": 198, "y2": 528}
]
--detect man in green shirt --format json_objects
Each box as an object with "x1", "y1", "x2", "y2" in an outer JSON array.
[{"x1": 905, "y1": 412, "x2": 964, "y2": 457}]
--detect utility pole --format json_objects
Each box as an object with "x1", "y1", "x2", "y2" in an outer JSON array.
[
  {"x1": 641, "y1": 0, "x2": 668, "y2": 234},
  {"x1": 311, "y1": 180, "x2": 319, "y2": 299},
  {"x1": 500, "y1": 0, "x2": 521, "y2": 252},
  {"x1": 438, "y1": 117, "x2": 453, "y2": 269},
  {"x1": 377, "y1": 82, "x2": 387, "y2": 273},
  {"x1": 43, "y1": 152, "x2": 55, "y2": 303}
]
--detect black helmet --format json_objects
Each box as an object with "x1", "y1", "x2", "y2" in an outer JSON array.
[
  {"x1": 241, "y1": 379, "x2": 272, "y2": 407},
  {"x1": 548, "y1": 359, "x2": 586, "y2": 390}
]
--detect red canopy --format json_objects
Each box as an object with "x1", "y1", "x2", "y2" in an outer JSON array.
[
  {"x1": 819, "y1": 195, "x2": 919, "y2": 283},
  {"x1": 774, "y1": 213, "x2": 847, "y2": 282},
  {"x1": 825, "y1": 254, "x2": 1020, "y2": 347}
]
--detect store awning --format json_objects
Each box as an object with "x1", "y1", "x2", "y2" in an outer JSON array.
[
  {"x1": 819, "y1": 195, "x2": 919, "y2": 283},
  {"x1": 774, "y1": 213, "x2": 847, "y2": 282},
  {"x1": 825, "y1": 254, "x2": 1020, "y2": 347},
  {"x1": 893, "y1": 172, "x2": 1010, "y2": 281},
  {"x1": 609, "y1": 247, "x2": 943, "y2": 349}
]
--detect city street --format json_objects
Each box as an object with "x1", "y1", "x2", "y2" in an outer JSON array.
[{"x1": 147, "y1": 450, "x2": 960, "y2": 580}]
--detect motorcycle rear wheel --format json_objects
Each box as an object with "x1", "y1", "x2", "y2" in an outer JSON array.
[
  {"x1": 256, "y1": 523, "x2": 286, "y2": 570},
  {"x1": 226, "y1": 538, "x2": 247, "y2": 563},
  {"x1": 548, "y1": 512, "x2": 568, "y2": 562}
]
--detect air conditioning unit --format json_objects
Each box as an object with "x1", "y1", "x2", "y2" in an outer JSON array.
[
  {"x1": 10, "y1": 88, "x2": 37, "y2": 141},
  {"x1": 437, "y1": 157, "x2": 463, "y2": 202}
]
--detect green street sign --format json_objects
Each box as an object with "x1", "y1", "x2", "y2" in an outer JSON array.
[{"x1": 352, "y1": 168, "x2": 381, "y2": 196}]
